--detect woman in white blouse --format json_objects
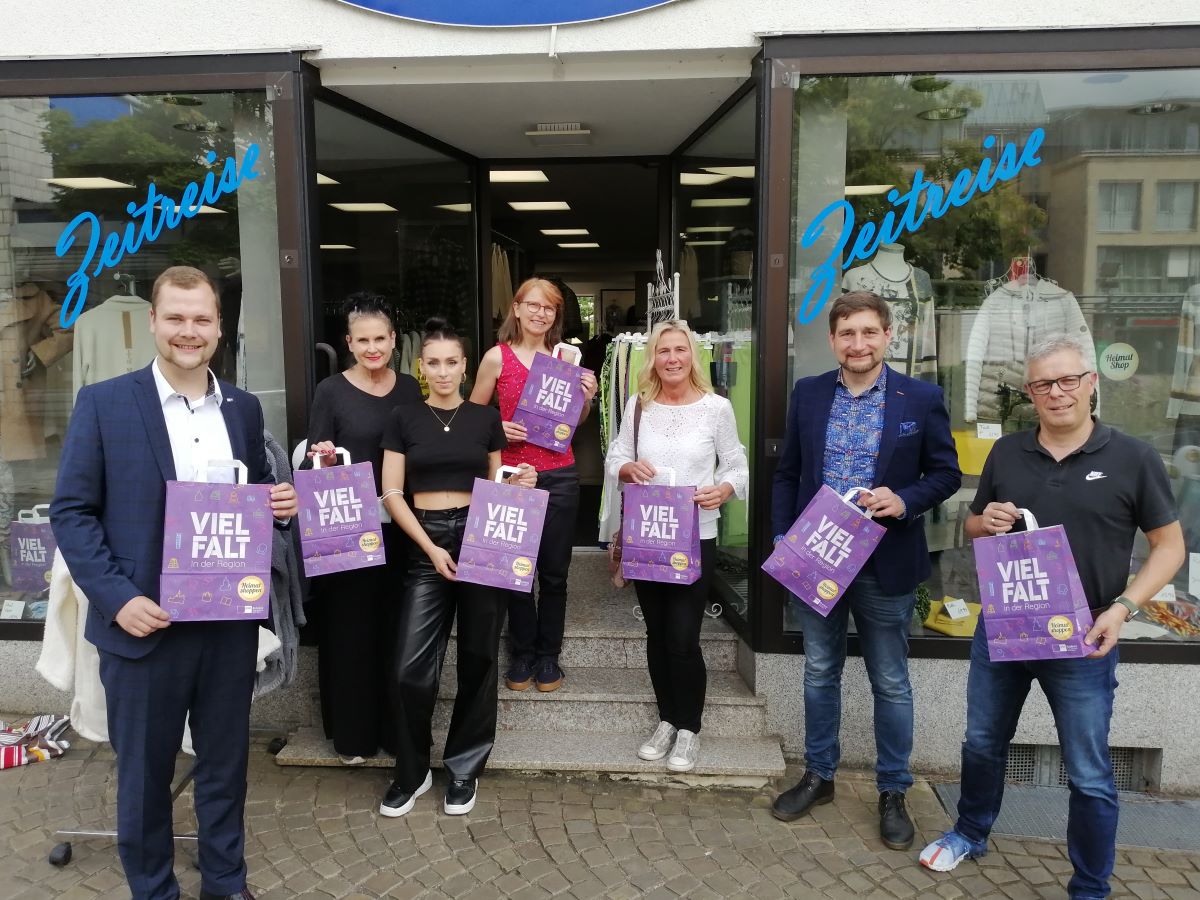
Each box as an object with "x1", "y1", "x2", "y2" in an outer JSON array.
[{"x1": 606, "y1": 321, "x2": 749, "y2": 772}]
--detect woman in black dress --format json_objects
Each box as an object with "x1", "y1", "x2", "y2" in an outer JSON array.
[
  {"x1": 306, "y1": 293, "x2": 422, "y2": 765},
  {"x1": 378, "y1": 318, "x2": 535, "y2": 818}
]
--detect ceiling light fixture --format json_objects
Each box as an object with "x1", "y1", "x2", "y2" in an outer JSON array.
[
  {"x1": 702, "y1": 166, "x2": 756, "y2": 179},
  {"x1": 43, "y1": 177, "x2": 135, "y2": 190},
  {"x1": 691, "y1": 198, "x2": 751, "y2": 208},
  {"x1": 490, "y1": 170, "x2": 548, "y2": 183},
  {"x1": 686, "y1": 240, "x2": 727, "y2": 246},
  {"x1": 1130, "y1": 102, "x2": 1188, "y2": 115},
  {"x1": 910, "y1": 75, "x2": 951, "y2": 94},
  {"x1": 525, "y1": 122, "x2": 592, "y2": 148},
  {"x1": 844, "y1": 184, "x2": 894, "y2": 196},
  {"x1": 916, "y1": 106, "x2": 969, "y2": 121},
  {"x1": 680, "y1": 172, "x2": 731, "y2": 186},
  {"x1": 329, "y1": 202, "x2": 398, "y2": 212},
  {"x1": 509, "y1": 201, "x2": 571, "y2": 212},
  {"x1": 172, "y1": 121, "x2": 227, "y2": 133},
  {"x1": 541, "y1": 228, "x2": 589, "y2": 236},
  {"x1": 558, "y1": 242, "x2": 599, "y2": 249},
  {"x1": 161, "y1": 94, "x2": 203, "y2": 107},
  {"x1": 685, "y1": 226, "x2": 735, "y2": 233},
  {"x1": 320, "y1": 244, "x2": 356, "y2": 250},
  {"x1": 316, "y1": 173, "x2": 340, "y2": 185},
  {"x1": 436, "y1": 203, "x2": 472, "y2": 213}
]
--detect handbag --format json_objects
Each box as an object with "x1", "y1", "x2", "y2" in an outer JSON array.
[
  {"x1": 973, "y1": 508, "x2": 1094, "y2": 661},
  {"x1": 607, "y1": 398, "x2": 642, "y2": 581}
]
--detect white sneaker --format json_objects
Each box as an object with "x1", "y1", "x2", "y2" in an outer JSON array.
[
  {"x1": 378, "y1": 769, "x2": 432, "y2": 818},
  {"x1": 638, "y1": 721, "x2": 678, "y2": 761},
  {"x1": 338, "y1": 754, "x2": 366, "y2": 766},
  {"x1": 667, "y1": 729, "x2": 698, "y2": 772}
]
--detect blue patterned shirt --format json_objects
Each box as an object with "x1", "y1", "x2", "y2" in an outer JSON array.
[{"x1": 823, "y1": 366, "x2": 887, "y2": 499}]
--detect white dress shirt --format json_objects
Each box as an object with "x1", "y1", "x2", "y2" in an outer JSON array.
[{"x1": 151, "y1": 358, "x2": 235, "y2": 483}]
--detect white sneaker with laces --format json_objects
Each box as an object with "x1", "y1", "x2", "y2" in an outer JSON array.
[
  {"x1": 638, "y1": 721, "x2": 677, "y2": 761},
  {"x1": 667, "y1": 729, "x2": 698, "y2": 772}
]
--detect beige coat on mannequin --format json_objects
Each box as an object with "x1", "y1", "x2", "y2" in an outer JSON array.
[{"x1": 0, "y1": 284, "x2": 74, "y2": 460}]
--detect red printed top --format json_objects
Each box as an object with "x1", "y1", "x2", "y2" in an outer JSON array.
[{"x1": 495, "y1": 342, "x2": 575, "y2": 471}]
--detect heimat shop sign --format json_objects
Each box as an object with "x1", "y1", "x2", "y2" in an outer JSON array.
[{"x1": 333, "y1": 0, "x2": 683, "y2": 27}]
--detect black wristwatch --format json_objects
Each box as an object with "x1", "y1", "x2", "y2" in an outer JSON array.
[{"x1": 1110, "y1": 596, "x2": 1140, "y2": 621}]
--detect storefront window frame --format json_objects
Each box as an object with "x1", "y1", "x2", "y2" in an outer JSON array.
[
  {"x1": 757, "y1": 26, "x2": 1200, "y2": 664},
  {"x1": 0, "y1": 53, "x2": 318, "y2": 640}
]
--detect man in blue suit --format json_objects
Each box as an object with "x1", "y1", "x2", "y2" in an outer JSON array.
[
  {"x1": 770, "y1": 291, "x2": 961, "y2": 850},
  {"x1": 51, "y1": 266, "x2": 297, "y2": 900}
]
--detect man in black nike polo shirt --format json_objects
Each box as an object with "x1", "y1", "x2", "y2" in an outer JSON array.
[{"x1": 918, "y1": 335, "x2": 1184, "y2": 900}]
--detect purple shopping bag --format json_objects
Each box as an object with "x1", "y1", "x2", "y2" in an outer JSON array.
[
  {"x1": 973, "y1": 509, "x2": 1094, "y2": 661},
  {"x1": 457, "y1": 467, "x2": 550, "y2": 592},
  {"x1": 9, "y1": 504, "x2": 56, "y2": 592},
  {"x1": 761, "y1": 485, "x2": 885, "y2": 617},
  {"x1": 295, "y1": 447, "x2": 386, "y2": 577},
  {"x1": 620, "y1": 469, "x2": 702, "y2": 585},
  {"x1": 511, "y1": 343, "x2": 593, "y2": 454},
  {"x1": 159, "y1": 460, "x2": 273, "y2": 621}
]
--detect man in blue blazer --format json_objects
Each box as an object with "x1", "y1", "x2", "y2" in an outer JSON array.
[
  {"x1": 770, "y1": 291, "x2": 961, "y2": 850},
  {"x1": 51, "y1": 266, "x2": 297, "y2": 900}
]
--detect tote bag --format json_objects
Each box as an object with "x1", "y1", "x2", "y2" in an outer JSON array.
[{"x1": 295, "y1": 447, "x2": 386, "y2": 577}]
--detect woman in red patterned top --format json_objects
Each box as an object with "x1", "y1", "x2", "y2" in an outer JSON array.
[{"x1": 471, "y1": 277, "x2": 598, "y2": 693}]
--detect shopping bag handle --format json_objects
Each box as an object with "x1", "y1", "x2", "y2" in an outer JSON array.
[
  {"x1": 496, "y1": 465, "x2": 524, "y2": 483},
  {"x1": 205, "y1": 459, "x2": 248, "y2": 485},
  {"x1": 842, "y1": 486, "x2": 877, "y2": 518},
  {"x1": 1018, "y1": 508, "x2": 1038, "y2": 530},
  {"x1": 18, "y1": 504, "x2": 51, "y2": 524},
  {"x1": 313, "y1": 446, "x2": 351, "y2": 469},
  {"x1": 652, "y1": 467, "x2": 677, "y2": 487},
  {"x1": 552, "y1": 342, "x2": 582, "y2": 366}
]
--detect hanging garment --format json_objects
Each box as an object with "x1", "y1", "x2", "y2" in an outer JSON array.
[
  {"x1": 71, "y1": 294, "x2": 156, "y2": 400},
  {"x1": 492, "y1": 244, "x2": 514, "y2": 320},
  {"x1": 0, "y1": 284, "x2": 74, "y2": 461},
  {"x1": 964, "y1": 278, "x2": 1097, "y2": 423},
  {"x1": 0, "y1": 715, "x2": 70, "y2": 769},
  {"x1": 679, "y1": 245, "x2": 700, "y2": 321},
  {"x1": 1169, "y1": 285, "x2": 1200, "y2": 419},
  {"x1": 842, "y1": 263, "x2": 938, "y2": 382}
]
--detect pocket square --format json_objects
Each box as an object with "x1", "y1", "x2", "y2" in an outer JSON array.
[{"x1": 899, "y1": 421, "x2": 919, "y2": 437}]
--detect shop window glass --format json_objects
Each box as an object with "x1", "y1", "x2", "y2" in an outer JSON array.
[
  {"x1": 675, "y1": 92, "x2": 756, "y2": 620},
  {"x1": 1098, "y1": 181, "x2": 1141, "y2": 232},
  {"x1": 783, "y1": 70, "x2": 1200, "y2": 645},
  {"x1": 0, "y1": 90, "x2": 285, "y2": 624},
  {"x1": 1157, "y1": 181, "x2": 1198, "y2": 232},
  {"x1": 313, "y1": 101, "x2": 477, "y2": 380}
]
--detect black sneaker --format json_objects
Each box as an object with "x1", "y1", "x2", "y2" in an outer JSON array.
[
  {"x1": 535, "y1": 659, "x2": 564, "y2": 693},
  {"x1": 771, "y1": 770, "x2": 835, "y2": 822},
  {"x1": 879, "y1": 790, "x2": 915, "y2": 850},
  {"x1": 505, "y1": 657, "x2": 534, "y2": 691},
  {"x1": 378, "y1": 769, "x2": 432, "y2": 818},
  {"x1": 444, "y1": 778, "x2": 477, "y2": 815}
]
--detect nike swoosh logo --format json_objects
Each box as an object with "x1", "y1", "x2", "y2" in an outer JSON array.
[{"x1": 1085, "y1": 472, "x2": 1106, "y2": 481}]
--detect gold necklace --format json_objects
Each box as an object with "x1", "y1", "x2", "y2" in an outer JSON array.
[{"x1": 428, "y1": 401, "x2": 464, "y2": 432}]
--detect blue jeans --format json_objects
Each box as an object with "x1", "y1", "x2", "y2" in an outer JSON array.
[
  {"x1": 798, "y1": 574, "x2": 916, "y2": 793},
  {"x1": 956, "y1": 622, "x2": 1119, "y2": 900}
]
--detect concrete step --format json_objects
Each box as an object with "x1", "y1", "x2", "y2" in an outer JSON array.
[
  {"x1": 275, "y1": 726, "x2": 785, "y2": 788},
  {"x1": 433, "y1": 667, "x2": 766, "y2": 738},
  {"x1": 445, "y1": 550, "x2": 740, "y2": 672}
]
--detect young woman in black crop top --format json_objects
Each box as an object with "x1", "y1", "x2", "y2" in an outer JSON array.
[
  {"x1": 377, "y1": 318, "x2": 535, "y2": 820},
  {"x1": 304, "y1": 293, "x2": 422, "y2": 766}
]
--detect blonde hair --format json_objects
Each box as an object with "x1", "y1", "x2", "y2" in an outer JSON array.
[
  {"x1": 497, "y1": 277, "x2": 564, "y2": 349},
  {"x1": 636, "y1": 321, "x2": 713, "y2": 404}
]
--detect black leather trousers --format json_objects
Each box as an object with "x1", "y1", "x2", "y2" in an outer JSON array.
[{"x1": 389, "y1": 507, "x2": 506, "y2": 790}]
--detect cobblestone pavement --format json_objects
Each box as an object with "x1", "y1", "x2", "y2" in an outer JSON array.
[{"x1": 2, "y1": 737, "x2": 1199, "y2": 899}]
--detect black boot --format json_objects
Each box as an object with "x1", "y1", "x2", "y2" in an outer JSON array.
[
  {"x1": 771, "y1": 770, "x2": 834, "y2": 822},
  {"x1": 879, "y1": 790, "x2": 915, "y2": 850}
]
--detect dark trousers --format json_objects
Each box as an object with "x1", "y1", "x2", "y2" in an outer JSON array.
[
  {"x1": 318, "y1": 522, "x2": 405, "y2": 757},
  {"x1": 508, "y1": 464, "x2": 579, "y2": 663},
  {"x1": 391, "y1": 507, "x2": 506, "y2": 790},
  {"x1": 633, "y1": 539, "x2": 715, "y2": 734},
  {"x1": 98, "y1": 621, "x2": 257, "y2": 900}
]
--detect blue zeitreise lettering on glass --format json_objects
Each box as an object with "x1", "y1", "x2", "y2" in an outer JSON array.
[
  {"x1": 795, "y1": 128, "x2": 1045, "y2": 325},
  {"x1": 54, "y1": 144, "x2": 261, "y2": 329}
]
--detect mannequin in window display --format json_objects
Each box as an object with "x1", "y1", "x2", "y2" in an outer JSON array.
[
  {"x1": 963, "y1": 257, "x2": 1097, "y2": 429},
  {"x1": 841, "y1": 243, "x2": 937, "y2": 383},
  {"x1": 1168, "y1": 282, "x2": 1200, "y2": 449},
  {"x1": 72, "y1": 292, "x2": 155, "y2": 400},
  {"x1": 0, "y1": 282, "x2": 74, "y2": 462}
]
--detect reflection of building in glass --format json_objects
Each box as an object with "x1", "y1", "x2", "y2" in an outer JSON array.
[{"x1": 0, "y1": 99, "x2": 53, "y2": 290}]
